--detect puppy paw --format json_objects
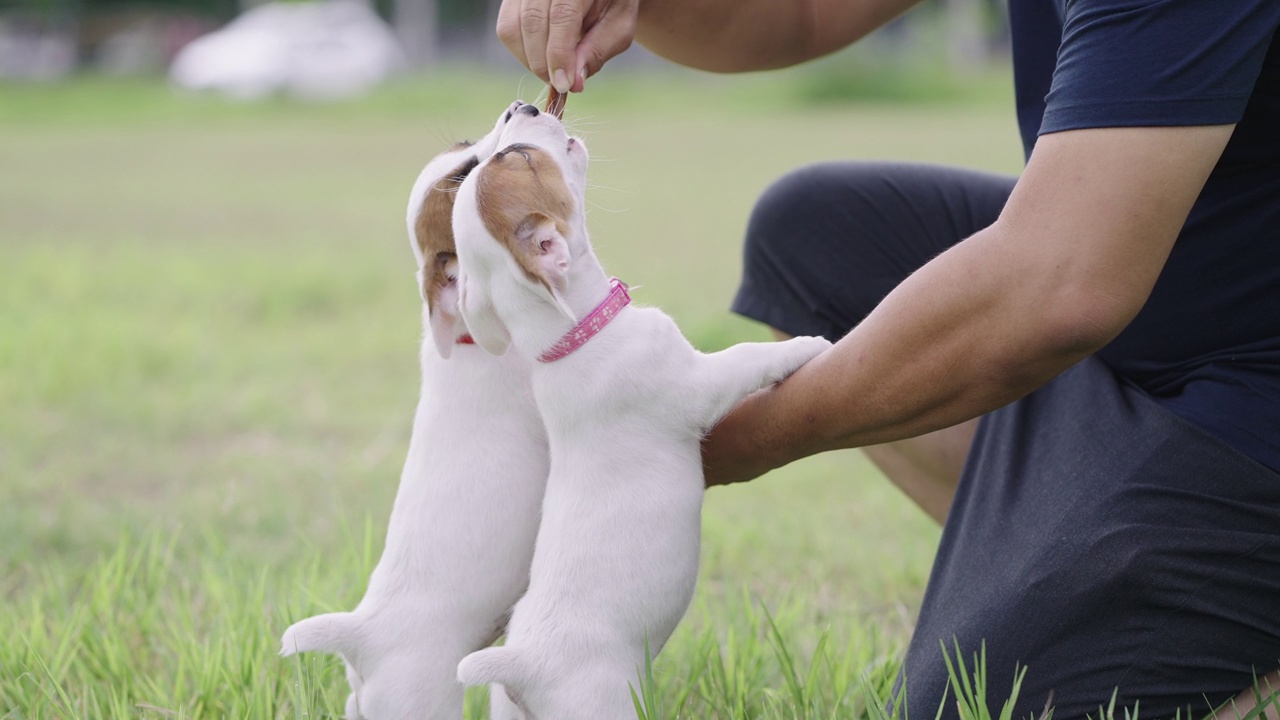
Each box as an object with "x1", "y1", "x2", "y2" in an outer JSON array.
[
  {"x1": 697, "y1": 335, "x2": 834, "y2": 425},
  {"x1": 769, "y1": 335, "x2": 831, "y2": 382},
  {"x1": 278, "y1": 611, "x2": 358, "y2": 658},
  {"x1": 457, "y1": 646, "x2": 527, "y2": 688}
]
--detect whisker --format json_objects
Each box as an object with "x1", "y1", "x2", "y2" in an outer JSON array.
[
  {"x1": 584, "y1": 200, "x2": 628, "y2": 214},
  {"x1": 532, "y1": 81, "x2": 551, "y2": 107},
  {"x1": 427, "y1": 122, "x2": 458, "y2": 151},
  {"x1": 564, "y1": 118, "x2": 609, "y2": 128},
  {"x1": 563, "y1": 123, "x2": 605, "y2": 136}
]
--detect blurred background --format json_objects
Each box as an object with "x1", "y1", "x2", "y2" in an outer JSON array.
[
  {"x1": 0, "y1": 0, "x2": 1010, "y2": 87},
  {"x1": 1, "y1": 1, "x2": 1027, "y2": 717}
]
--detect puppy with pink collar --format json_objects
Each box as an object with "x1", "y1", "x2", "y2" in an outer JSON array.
[
  {"x1": 453, "y1": 103, "x2": 831, "y2": 719},
  {"x1": 280, "y1": 102, "x2": 547, "y2": 720}
]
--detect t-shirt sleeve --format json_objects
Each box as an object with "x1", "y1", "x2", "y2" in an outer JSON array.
[{"x1": 1041, "y1": 0, "x2": 1280, "y2": 135}]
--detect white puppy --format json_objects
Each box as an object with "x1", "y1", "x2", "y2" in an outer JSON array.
[
  {"x1": 452, "y1": 103, "x2": 831, "y2": 719},
  {"x1": 280, "y1": 102, "x2": 548, "y2": 720}
]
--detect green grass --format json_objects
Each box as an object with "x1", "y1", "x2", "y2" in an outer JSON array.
[{"x1": 0, "y1": 67, "x2": 1042, "y2": 717}]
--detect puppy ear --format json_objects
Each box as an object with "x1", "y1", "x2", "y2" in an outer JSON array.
[
  {"x1": 457, "y1": 646, "x2": 529, "y2": 688},
  {"x1": 458, "y1": 275, "x2": 511, "y2": 355},
  {"x1": 428, "y1": 286, "x2": 460, "y2": 360},
  {"x1": 424, "y1": 254, "x2": 462, "y2": 359},
  {"x1": 280, "y1": 611, "x2": 360, "y2": 660},
  {"x1": 515, "y1": 214, "x2": 576, "y2": 321}
]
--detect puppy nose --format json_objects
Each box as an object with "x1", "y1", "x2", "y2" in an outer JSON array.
[{"x1": 515, "y1": 103, "x2": 540, "y2": 117}]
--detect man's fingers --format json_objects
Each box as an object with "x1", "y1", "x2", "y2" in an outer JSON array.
[
  {"x1": 546, "y1": 0, "x2": 587, "y2": 93},
  {"x1": 496, "y1": 0, "x2": 636, "y2": 91},
  {"x1": 518, "y1": 0, "x2": 553, "y2": 81},
  {"x1": 495, "y1": 0, "x2": 529, "y2": 74},
  {"x1": 573, "y1": 3, "x2": 636, "y2": 91}
]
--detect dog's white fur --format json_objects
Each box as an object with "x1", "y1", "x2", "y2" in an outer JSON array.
[
  {"x1": 279, "y1": 103, "x2": 547, "y2": 720},
  {"x1": 451, "y1": 106, "x2": 831, "y2": 719}
]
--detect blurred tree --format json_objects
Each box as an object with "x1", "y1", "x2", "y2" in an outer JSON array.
[
  {"x1": 11, "y1": 0, "x2": 1009, "y2": 74},
  {"x1": 362, "y1": 0, "x2": 499, "y2": 67},
  {"x1": 943, "y1": 0, "x2": 986, "y2": 69},
  {"x1": 394, "y1": 0, "x2": 436, "y2": 67}
]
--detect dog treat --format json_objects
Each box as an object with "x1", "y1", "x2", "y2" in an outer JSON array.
[{"x1": 545, "y1": 86, "x2": 566, "y2": 119}]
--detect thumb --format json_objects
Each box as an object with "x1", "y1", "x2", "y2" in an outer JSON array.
[{"x1": 546, "y1": 0, "x2": 588, "y2": 92}]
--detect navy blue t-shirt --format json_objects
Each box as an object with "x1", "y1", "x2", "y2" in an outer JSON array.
[{"x1": 1010, "y1": 0, "x2": 1280, "y2": 472}]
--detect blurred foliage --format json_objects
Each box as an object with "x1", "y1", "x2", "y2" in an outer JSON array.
[
  {"x1": 796, "y1": 58, "x2": 1010, "y2": 105},
  {"x1": 0, "y1": 68, "x2": 1009, "y2": 720},
  {"x1": 0, "y1": 69, "x2": 1018, "y2": 568},
  {"x1": 791, "y1": 4, "x2": 1010, "y2": 105},
  {"x1": 0, "y1": 0, "x2": 491, "y2": 22},
  {"x1": 0, "y1": 61, "x2": 1015, "y2": 128}
]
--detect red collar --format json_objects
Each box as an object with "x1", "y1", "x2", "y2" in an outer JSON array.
[{"x1": 537, "y1": 278, "x2": 631, "y2": 363}]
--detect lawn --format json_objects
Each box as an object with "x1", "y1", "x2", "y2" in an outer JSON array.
[{"x1": 0, "y1": 66, "x2": 1028, "y2": 718}]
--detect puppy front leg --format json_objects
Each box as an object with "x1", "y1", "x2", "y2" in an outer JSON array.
[{"x1": 694, "y1": 336, "x2": 831, "y2": 426}]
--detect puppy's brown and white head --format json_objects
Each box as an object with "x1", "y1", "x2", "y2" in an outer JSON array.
[
  {"x1": 452, "y1": 103, "x2": 592, "y2": 356},
  {"x1": 405, "y1": 101, "x2": 525, "y2": 359}
]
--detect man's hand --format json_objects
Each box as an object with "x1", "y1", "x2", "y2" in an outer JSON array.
[
  {"x1": 700, "y1": 124, "x2": 1235, "y2": 488},
  {"x1": 494, "y1": 0, "x2": 923, "y2": 87},
  {"x1": 496, "y1": 0, "x2": 639, "y2": 93}
]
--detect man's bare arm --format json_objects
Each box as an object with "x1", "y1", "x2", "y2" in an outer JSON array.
[
  {"x1": 703, "y1": 124, "x2": 1235, "y2": 486},
  {"x1": 635, "y1": 0, "x2": 922, "y2": 73},
  {"x1": 497, "y1": 0, "x2": 921, "y2": 93}
]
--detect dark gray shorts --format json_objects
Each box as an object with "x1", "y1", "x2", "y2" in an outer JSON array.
[{"x1": 731, "y1": 162, "x2": 1280, "y2": 720}]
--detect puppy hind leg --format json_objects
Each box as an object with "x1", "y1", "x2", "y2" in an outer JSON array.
[
  {"x1": 489, "y1": 684, "x2": 527, "y2": 720},
  {"x1": 693, "y1": 336, "x2": 831, "y2": 426}
]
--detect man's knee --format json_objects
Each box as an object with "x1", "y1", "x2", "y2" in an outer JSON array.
[
  {"x1": 744, "y1": 162, "x2": 883, "y2": 260},
  {"x1": 745, "y1": 163, "x2": 837, "y2": 252},
  {"x1": 740, "y1": 162, "x2": 904, "y2": 335}
]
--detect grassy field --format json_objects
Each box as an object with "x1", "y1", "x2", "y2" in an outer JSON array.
[{"x1": 0, "y1": 66, "x2": 1033, "y2": 718}]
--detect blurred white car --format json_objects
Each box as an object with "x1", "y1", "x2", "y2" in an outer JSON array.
[{"x1": 169, "y1": 0, "x2": 405, "y2": 101}]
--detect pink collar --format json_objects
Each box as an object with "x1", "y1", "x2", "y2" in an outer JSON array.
[{"x1": 537, "y1": 278, "x2": 631, "y2": 363}]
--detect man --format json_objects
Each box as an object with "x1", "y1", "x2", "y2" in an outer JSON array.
[{"x1": 493, "y1": 0, "x2": 1280, "y2": 717}]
